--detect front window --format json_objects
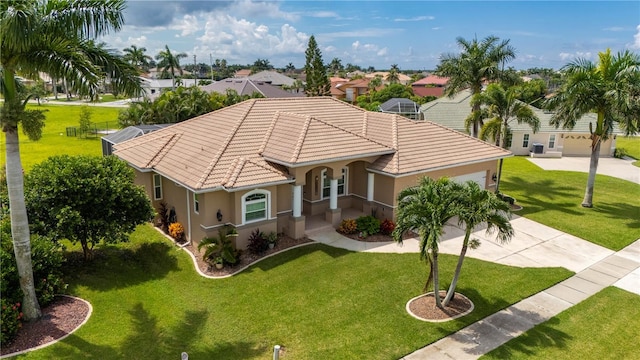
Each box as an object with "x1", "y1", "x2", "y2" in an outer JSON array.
[
  {"x1": 153, "y1": 174, "x2": 162, "y2": 200},
  {"x1": 193, "y1": 193, "x2": 200, "y2": 214},
  {"x1": 322, "y1": 168, "x2": 347, "y2": 199},
  {"x1": 549, "y1": 134, "x2": 556, "y2": 148},
  {"x1": 243, "y1": 190, "x2": 270, "y2": 223},
  {"x1": 522, "y1": 134, "x2": 530, "y2": 148}
]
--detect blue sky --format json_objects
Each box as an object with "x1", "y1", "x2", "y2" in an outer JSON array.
[{"x1": 102, "y1": 1, "x2": 640, "y2": 71}]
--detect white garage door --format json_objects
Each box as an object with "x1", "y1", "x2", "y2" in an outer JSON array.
[{"x1": 453, "y1": 171, "x2": 487, "y2": 189}]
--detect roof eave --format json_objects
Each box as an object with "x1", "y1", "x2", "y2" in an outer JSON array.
[
  {"x1": 224, "y1": 178, "x2": 295, "y2": 192},
  {"x1": 366, "y1": 153, "x2": 513, "y2": 178},
  {"x1": 262, "y1": 149, "x2": 396, "y2": 168}
]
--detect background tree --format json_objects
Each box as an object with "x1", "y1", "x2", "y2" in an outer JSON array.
[
  {"x1": 328, "y1": 57, "x2": 344, "y2": 75},
  {"x1": 514, "y1": 79, "x2": 548, "y2": 108},
  {"x1": 304, "y1": 35, "x2": 330, "y2": 96},
  {"x1": 25, "y1": 155, "x2": 154, "y2": 260},
  {"x1": 442, "y1": 181, "x2": 513, "y2": 306},
  {"x1": 78, "y1": 106, "x2": 93, "y2": 138},
  {"x1": 387, "y1": 64, "x2": 400, "y2": 84},
  {"x1": 284, "y1": 62, "x2": 296, "y2": 73},
  {"x1": 0, "y1": 0, "x2": 141, "y2": 320},
  {"x1": 470, "y1": 83, "x2": 540, "y2": 148},
  {"x1": 122, "y1": 45, "x2": 153, "y2": 73},
  {"x1": 251, "y1": 58, "x2": 273, "y2": 73},
  {"x1": 434, "y1": 35, "x2": 516, "y2": 137},
  {"x1": 392, "y1": 177, "x2": 460, "y2": 309},
  {"x1": 155, "y1": 45, "x2": 188, "y2": 90},
  {"x1": 544, "y1": 49, "x2": 640, "y2": 207}
]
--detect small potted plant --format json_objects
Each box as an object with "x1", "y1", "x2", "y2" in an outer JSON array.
[
  {"x1": 267, "y1": 231, "x2": 278, "y2": 249},
  {"x1": 213, "y1": 256, "x2": 224, "y2": 270}
]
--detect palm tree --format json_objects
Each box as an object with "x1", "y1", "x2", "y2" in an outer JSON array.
[
  {"x1": 434, "y1": 35, "x2": 516, "y2": 137},
  {"x1": 155, "y1": 45, "x2": 188, "y2": 90},
  {"x1": 392, "y1": 177, "x2": 460, "y2": 309},
  {"x1": 367, "y1": 75, "x2": 383, "y2": 93},
  {"x1": 544, "y1": 49, "x2": 640, "y2": 207},
  {"x1": 198, "y1": 227, "x2": 238, "y2": 266},
  {"x1": 1, "y1": 0, "x2": 142, "y2": 321},
  {"x1": 470, "y1": 83, "x2": 540, "y2": 148},
  {"x1": 123, "y1": 45, "x2": 153, "y2": 72},
  {"x1": 387, "y1": 64, "x2": 400, "y2": 84},
  {"x1": 441, "y1": 181, "x2": 513, "y2": 306}
]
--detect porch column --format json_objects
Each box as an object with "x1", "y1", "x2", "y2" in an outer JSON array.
[
  {"x1": 367, "y1": 173, "x2": 374, "y2": 201},
  {"x1": 292, "y1": 184, "x2": 302, "y2": 217},
  {"x1": 329, "y1": 178, "x2": 338, "y2": 209}
]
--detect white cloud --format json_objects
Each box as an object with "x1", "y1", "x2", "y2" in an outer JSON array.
[
  {"x1": 603, "y1": 26, "x2": 624, "y2": 32},
  {"x1": 629, "y1": 24, "x2": 640, "y2": 49},
  {"x1": 324, "y1": 45, "x2": 337, "y2": 53},
  {"x1": 394, "y1": 15, "x2": 434, "y2": 22},
  {"x1": 170, "y1": 14, "x2": 200, "y2": 37},
  {"x1": 228, "y1": 0, "x2": 299, "y2": 22},
  {"x1": 377, "y1": 48, "x2": 388, "y2": 56},
  {"x1": 352, "y1": 41, "x2": 383, "y2": 53},
  {"x1": 559, "y1": 52, "x2": 592, "y2": 61},
  {"x1": 432, "y1": 27, "x2": 442, "y2": 31}
]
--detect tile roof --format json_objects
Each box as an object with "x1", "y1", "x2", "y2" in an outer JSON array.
[
  {"x1": 412, "y1": 75, "x2": 450, "y2": 86},
  {"x1": 114, "y1": 97, "x2": 511, "y2": 191},
  {"x1": 248, "y1": 71, "x2": 296, "y2": 86},
  {"x1": 200, "y1": 78, "x2": 303, "y2": 98}
]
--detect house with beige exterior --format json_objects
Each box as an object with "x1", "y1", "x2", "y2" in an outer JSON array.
[
  {"x1": 113, "y1": 97, "x2": 511, "y2": 249},
  {"x1": 420, "y1": 90, "x2": 621, "y2": 157}
]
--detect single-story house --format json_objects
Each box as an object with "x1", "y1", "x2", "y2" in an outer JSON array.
[
  {"x1": 140, "y1": 78, "x2": 199, "y2": 100},
  {"x1": 248, "y1": 70, "x2": 297, "y2": 87},
  {"x1": 200, "y1": 78, "x2": 304, "y2": 98},
  {"x1": 411, "y1": 75, "x2": 449, "y2": 98},
  {"x1": 365, "y1": 72, "x2": 412, "y2": 85},
  {"x1": 419, "y1": 90, "x2": 621, "y2": 157},
  {"x1": 101, "y1": 124, "x2": 171, "y2": 156},
  {"x1": 379, "y1": 98, "x2": 422, "y2": 120},
  {"x1": 113, "y1": 97, "x2": 511, "y2": 249}
]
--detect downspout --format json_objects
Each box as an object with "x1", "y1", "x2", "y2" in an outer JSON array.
[
  {"x1": 180, "y1": 188, "x2": 192, "y2": 247},
  {"x1": 495, "y1": 158, "x2": 504, "y2": 194}
]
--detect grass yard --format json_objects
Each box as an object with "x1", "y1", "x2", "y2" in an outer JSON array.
[
  {"x1": 15, "y1": 224, "x2": 571, "y2": 360},
  {"x1": 0, "y1": 104, "x2": 121, "y2": 171},
  {"x1": 481, "y1": 286, "x2": 640, "y2": 359},
  {"x1": 500, "y1": 156, "x2": 640, "y2": 251},
  {"x1": 615, "y1": 136, "x2": 640, "y2": 166}
]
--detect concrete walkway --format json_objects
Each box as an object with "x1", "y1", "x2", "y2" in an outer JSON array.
[
  {"x1": 527, "y1": 156, "x2": 640, "y2": 184},
  {"x1": 305, "y1": 218, "x2": 640, "y2": 359}
]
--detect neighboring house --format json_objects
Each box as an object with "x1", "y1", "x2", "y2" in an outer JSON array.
[
  {"x1": 411, "y1": 75, "x2": 449, "y2": 98},
  {"x1": 144, "y1": 68, "x2": 192, "y2": 79},
  {"x1": 365, "y1": 72, "x2": 412, "y2": 85},
  {"x1": 200, "y1": 78, "x2": 304, "y2": 98},
  {"x1": 234, "y1": 69, "x2": 252, "y2": 78},
  {"x1": 248, "y1": 70, "x2": 297, "y2": 87},
  {"x1": 101, "y1": 124, "x2": 172, "y2": 156},
  {"x1": 379, "y1": 98, "x2": 422, "y2": 120},
  {"x1": 113, "y1": 97, "x2": 511, "y2": 249},
  {"x1": 420, "y1": 89, "x2": 620, "y2": 157},
  {"x1": 140, "y1": 78, "x2": 199, "y2": 100},
  {"x1": 336, "y1": 78, "x2": 372, "y2": 103}
]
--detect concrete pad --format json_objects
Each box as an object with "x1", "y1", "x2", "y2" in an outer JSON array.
[
  {"x1": 544, "y1": 283, "x2": 592, "y2": 305},
  {"x1": 600, "y1": 254, "x2": 640, "y2": 271},
  {"x1": 576, "y1": 268, "x2": 619, "y2": 286},
  {"x1": 497, "y1": 253, "x2": 547, "y2": 268},
  {"x1": 613, "y1": 268, "x2": 640, "y2": 295},
  {"x1": 483, "y1": 310, "x2": 535, "y2": 337},
  {"x1": 430, "y1": 336, "x2": 478, "y2": 360},
  {"x1": 493, "y1": 229, "x2": 546, "y2": 253},
  {"x1": 455, "y1": 240, "x2": 519, "y2": 263},
  {"x1": 364, "y1": 239, "x2": 420, "y2": 253},
  {"x1": 401, "y1": 346, "x2": 455, "y2": 360},
  {"x1": 325, "y1": 237, "x2": 367, "y2": 252},
  {"x1": 520, "y1": 291, "x2": 573, "y2": 316},
  {"x1": 527, "y1": 157, "x2": 640, "y2": 184},
  {"x1": 453, "y1": 320, "x2": 514, "y2": 355},
  {"x1": 546, "y1": 233, "x2": 614, "y2": 263},
  {"x1": 516, "y1": 241, "x2": 595, "y2": 272},
  {"x1": 616, "y1": 239, "x2": 640, "y2": 262},
  {"x1": 508, "y1": 299, "x2": 556, "y2": 325},
  {"x1": 510, "y1": 216, "x2": 564, "y2": 241},
  {"x1": 561, "y1": 276, "x2": 606, "y2": 294}
]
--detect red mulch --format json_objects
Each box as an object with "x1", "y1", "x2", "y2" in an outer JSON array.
[{"x1": 408, "y1": 291, "x2": 473, "y2": 321}]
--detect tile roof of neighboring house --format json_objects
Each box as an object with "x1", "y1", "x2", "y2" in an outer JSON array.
[
  {"x1": 365, "y1": 72, "x2": 412, "y2": 83},
  {"x1": 234, "y1": 69, "x2": 252, "y2": 77},
  {"x1": 330, "y1": 77, "x2": 349, "y2": 83},
  {"x1": 200, "y1": 78, "x2": 303, "y2": 98},
  {"x1": 412, "y1": 86, "x2": 446, "y2": 98},
  {"x1": 114, "y1": 97, "x2": 510, "y2": 191},
  {"x1": 412, "y1": 75, "x2": 449, "y2": 86},
  {"x1": 248, "y1": 71, "x2": 296, "y2": 87},
  {"x1": 102, "y1": 124, "x2": 172, "y2": 145},
  {"x1": 420, "y1": 90, "x2": 621, "y2": 134}
]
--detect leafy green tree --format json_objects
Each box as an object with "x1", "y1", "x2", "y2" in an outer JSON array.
[
  {"x1": 78, "y1": 106, "x2": 93, "y2": 138},
  {"x1": 434, "y1": 35, "x2": 516, "y2": 137},
  {"x1": 251, "y1": 58, "x2": 272, "y2": 73},
  {"x1": 442, "y1": 181, "x2": 513, "y2": 306},
  {"x1": 25, "y1": 155, "x2": 154, "y2": 260},
  {"x1": 392, "y1": 177, "x2": 460, "y2": 309},
  {"x1": 123, "y1": 45, "x2": 153, "y2": 73},
  {"x1": 304, "y1": 35, "x2": 330, "y2": 96},
  {"x1": 284, "y1": 62, "x2": 296, "y2": 73},
  {"x1": 470, "y1": 83, "x2": 540, "y2": 148},
  {"x1": 328, "y1": 57, "x2": 344, "y2": 75},
  {"x1": 544, "y1": 49, "x2": 640, "y2": 207},
  {"x1": 155, "y1": 45, "x2": 188, "y2": 90},
  {"x1": 0, "y1": 0, "x2": 141, "y2": 320},
  {"x1": 514, "y1": 79, "x2": 548, "y2": 107},
  {"x1": 387, "y1": 64, "x2": 400, "y2": 84}
]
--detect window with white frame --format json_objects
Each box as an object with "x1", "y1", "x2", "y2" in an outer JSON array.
[
  {"x1": 243, "y1": 190, "x2": 270, "y2": 223},
  {"x1": 193, "y1": 193, "x2": 200, "y2": 214},
  {"x1": 153, "y1": 174, "x2": 162, "y2": 200},
  {"x1": 321, "y1": 168, "x2": 347, "y2": 199},
  {"x1": 548, "y1": 134, "x2": 556, "y2": 148},
  {"x1": 522, "y1": 134, "x2": 530, "y2": 148}
]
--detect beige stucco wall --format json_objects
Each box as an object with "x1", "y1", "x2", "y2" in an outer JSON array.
[{"x1": 510, "y1": 131, "x2": 615, "y2": 156}]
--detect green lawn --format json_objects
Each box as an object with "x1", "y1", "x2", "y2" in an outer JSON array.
[
  {"x1": 616, "y1": 136, "x2": 640, "y2": 166},
  {"x1": 0, "y1": 104, "x2": 121, "y2": 171},
  {"x1": 14, "y1": 225, "x2": 571, "y2": 360},
  {"x1": 500, "y1": 156, "x2": 640, "y2": 251},
  {"x1": 481, "y1": 287, "x2": 640, "y2": 359}
]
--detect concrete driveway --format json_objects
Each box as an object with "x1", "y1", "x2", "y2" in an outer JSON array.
[{"x1": 526, "y1": 156, "x2": 639, "y2": 184}]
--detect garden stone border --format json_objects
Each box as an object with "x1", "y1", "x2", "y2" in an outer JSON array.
[{"x1": 405, "y1": 292, "x2": 474, "y2": 323}]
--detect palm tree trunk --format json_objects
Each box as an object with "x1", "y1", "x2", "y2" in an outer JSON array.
[
  {"x1": 443, "y1": 228, "x2": 471, "y2": 307},
  {"x1": 471, "y1": 102, "x2": 480, "y2": 138},
  {"x1": 5, "y1": 129, "x2": 42, "y2": 321},
  {"x1": 432, "y1": 251, "x2": 443, "y2": 309},
  {"x1": 53, "y1": 76, "x2": 58, "y2": 100},
  {"x1": 582, "y1": 139, "x2": 601, "y2": 207}
]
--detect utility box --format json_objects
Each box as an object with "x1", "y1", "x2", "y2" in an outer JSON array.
[{"x1": 532, "y1": 143, "x2": 544, "y2": 154}]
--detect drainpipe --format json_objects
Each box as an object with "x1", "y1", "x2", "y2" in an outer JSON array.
[
  {"x1": 495, "y1": 158, "x2": 504, "y2": 194},
  {"x1": 180, "y1": 188, "x2": 192, "y2": 247}
]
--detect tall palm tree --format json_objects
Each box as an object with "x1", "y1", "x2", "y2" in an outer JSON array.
[
  {"x1": 434, "y1": 35, "x2": 516, "y2": 137},
  {"x1": 392, "y1": 177, "x2": 460, "y2": 309},
  {"x1": 544, "y1": 49, "x2": 640, "y2": 207},
  {"x1": 155, "y1": 45, "x2": 188, "y2": 90},
  {"x1": 1, "y1": 0, "x2": 141, "y2": 321},
  {"x1": 387, "y1": 64, "x2": 400, "y2": 84},
  {"x1": 470, "y1": 83, "x2": 540, "y2": 148},
  {"x1": 442, "y1": 181, "x2": 513, "y2": 306},
  {"x1": 123, "y1": 44, "x2": 152, "y2": 72}
]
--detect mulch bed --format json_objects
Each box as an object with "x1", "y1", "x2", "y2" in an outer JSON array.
[
  {"x1": 408, "y1": 291, "x2": 474, "y2": 322},
  {"x1": 338, "y1": 231, "x2": 417, "y2": 243},
  {"x1": 1, "y1": 296, "x2": 90, "y2": 357}
]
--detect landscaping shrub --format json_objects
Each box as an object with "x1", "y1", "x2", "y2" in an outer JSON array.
[
  {"x1": 379, "y1": 219, "x2": 396, "y2": 236},
  {"x1": 356, "y1": 215, "x2": 381, "y2": 237},
  {"x1": 168, "y1": 222, "x2": 185, "y2": 242},
  {"x1": 156, "y1": 201, "x2": 171, "y2": 233},
  {"x1": 497, "y1": 193, "x2": 516, "y2": 205},
  {"x1": 247, "y1": 228, "x2": 269, "y2": 254},
  {"x1": 614, "y1": 147, "x2": 628, "y2": 159},
  {"x1": 1, "y1": 298, "x2": 23, "y2": 345},
  {"x1": 337, "y1": 219, "x2": 358, "y2": 235}
]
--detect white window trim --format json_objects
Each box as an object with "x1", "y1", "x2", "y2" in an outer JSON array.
[
  {"x1": 153, "y1": 174, "x2": 163, "y2": 200},
  {"x1": 522, "y1": 134, "x2": 530, "y2": 148},
  {"x1": 548, "y1": 134, "x2": 556, "y2": 148},
  {"x1": 242, "y1": 189, "x2": 271, "y2": 225},
  {"x1": 321, "y1": 168, "x2": 348, "y2": 200},
  {"x1": 193, "y1": 192, "x2": 200, "y2": 214}
]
